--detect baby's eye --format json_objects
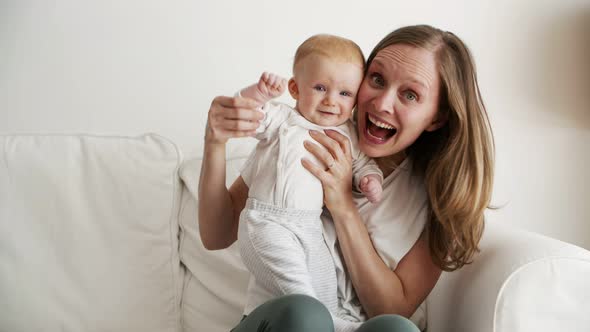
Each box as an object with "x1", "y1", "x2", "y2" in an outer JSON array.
[
  {"x1": 314, "y1": 85, "x2": 326, "y2": 92},
  {"x1": 340, "y1": 91, "x2": 353, "y2": 97}
]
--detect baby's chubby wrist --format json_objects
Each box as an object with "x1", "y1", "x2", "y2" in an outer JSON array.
[
  {"x1": 364, "y1": 173, "x2": 383, "y2": 184},
  {"x1": 359, "y1": 173, "x2": 383, "y2": 204},
  {"x1": 256, "y1": 72, "x2": 287, "y2": 100}
]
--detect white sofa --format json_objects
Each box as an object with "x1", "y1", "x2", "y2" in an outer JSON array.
[{"x1": 1, "y1": 133, "x2": 589, "y2": 332}]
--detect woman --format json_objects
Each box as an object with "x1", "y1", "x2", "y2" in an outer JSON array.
[{"x1": 199, "y1": 25, "x2": 494, "y2": 332}]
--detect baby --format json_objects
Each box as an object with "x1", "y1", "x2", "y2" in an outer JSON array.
[{"x1": 237, "y1": 34, "x2": 382, "y2": 332}]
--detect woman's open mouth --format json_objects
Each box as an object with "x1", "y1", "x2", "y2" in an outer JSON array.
[{"x1": 365, "y1": 113, "x2": 397, "y2": 144}]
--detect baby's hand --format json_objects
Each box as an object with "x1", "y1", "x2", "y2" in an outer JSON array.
[
  {"x1": 256, "y1": 72, "x2": 287, "y2": 100},
  {"x1": 359, "y1": 174, "x2": 383, "y2": 204}
]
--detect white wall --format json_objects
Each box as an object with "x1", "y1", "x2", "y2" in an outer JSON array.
[{"x1": 1, "y1": 0, "x2": 589, "y2": 249}]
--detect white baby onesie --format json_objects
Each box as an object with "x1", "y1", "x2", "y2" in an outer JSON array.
[{"x1": 238, "y1": 100, "x2": 382, "y2": 332}]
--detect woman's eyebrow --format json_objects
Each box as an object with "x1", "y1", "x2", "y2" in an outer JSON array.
[
  {"x1": 372, "y1": 59, "x2": 429, "y2": 90},
  {"x1": 410, "y1": 79, "x2": 428, "y2": 91},
  {"x1": 371, "y1": 59, "x2": 385, "y2": 69}
]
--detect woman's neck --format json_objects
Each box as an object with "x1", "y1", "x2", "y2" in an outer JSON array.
[{"x1": 376, "y1": 152, "x2": 407, "y2": 178}]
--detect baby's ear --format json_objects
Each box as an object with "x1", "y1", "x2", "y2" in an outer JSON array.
[{"x1": 288, "y1": 78, "x2": 299, "y2": 100}]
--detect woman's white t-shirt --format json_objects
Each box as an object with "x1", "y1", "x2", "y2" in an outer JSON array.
[{"x1": 322, "y1": 157, "x2": 428, "y2": 329}]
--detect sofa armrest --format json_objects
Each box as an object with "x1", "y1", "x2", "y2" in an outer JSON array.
[{"x1": 425, "y1": 221, "x2": 590, "y2": 332}]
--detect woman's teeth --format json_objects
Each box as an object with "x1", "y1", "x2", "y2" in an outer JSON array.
[
  {"x1": 368, "y1": 114, "x2": 395, "y2": 129},
  {"x1": 365, "y1": 113, "x2": 397, "y2": 142}
]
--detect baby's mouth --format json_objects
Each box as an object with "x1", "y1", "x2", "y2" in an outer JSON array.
[
  {"x1": 366, "y1": 113, "x2": 397, "y2": 141},
  {"x1": 319, "y1": 109, "x2": 338, "y2": 116}
]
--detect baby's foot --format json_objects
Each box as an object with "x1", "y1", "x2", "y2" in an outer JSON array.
[{"x1": 256, "y1": 72, "x2": 287, "y2": 100}]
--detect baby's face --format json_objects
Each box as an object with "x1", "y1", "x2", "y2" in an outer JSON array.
[{"x1": 292, "y1": 55, "x2": 364, "y2": 127}]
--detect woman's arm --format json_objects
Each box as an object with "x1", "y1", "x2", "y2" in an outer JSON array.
[
  {"x1": 332, "y1": 208, "x2": 441, "y2": 318},
  {"x1": 302, "y1": 129, "x2": 442, "y2": 318},
  {"x1": 198, "y1": 147, "x2": 249, "y2": 250},
  {"x1": 197, "y1": 96, "x2": 262, "y2": 250}
]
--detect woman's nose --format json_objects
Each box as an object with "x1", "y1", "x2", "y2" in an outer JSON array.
[{"x1": 371, "y1": 91, "x2": 395, "y2": 114}]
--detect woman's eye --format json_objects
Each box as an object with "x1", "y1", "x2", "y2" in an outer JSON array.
[
  {"x1": 314, "y1": 85, "x2": 326, "y2": 92},
  {"x1": 370, "y1": 73, "x2": 385, "y2": 87},
  {"x1": 405, "y1": 91, "x2": 418, "y2": 101}
]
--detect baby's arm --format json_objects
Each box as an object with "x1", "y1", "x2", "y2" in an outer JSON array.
[
  {"x1": 351, "y1": 142, "x2": 383, "y2": 204},
  {"x1": 239, "y1": 72, "x2": 288, "y2": 137},
  {"x1": 240, "y1": 72, "x2": 287, "y2": 106}
]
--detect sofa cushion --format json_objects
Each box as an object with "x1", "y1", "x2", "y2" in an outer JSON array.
[
  {"x1": 425, "y1": 221, "x2": 590, "y2": 332},
  {"x1": 178, "y1": 155, "x2": 251, "y2": 332},
  {"x1": 0, "y1": 134, "x2": 183, "y2": 332},
  {"x1": 495, "y1": 256, "x2": 590, "y2": 331}
]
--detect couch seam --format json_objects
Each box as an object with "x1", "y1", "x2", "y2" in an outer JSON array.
[
  {"x1": 150, "y1": 133, "x2": 185, "y2": 332},
  {"x1": 177, "y1": 181, "x2": 192, "y2": 330},
  {"x1": 180, "y1": 266, "x2": 193, "y2": 330},
  {"x1": 173, "y1": 144, "x2": 185, "y2": 332}
]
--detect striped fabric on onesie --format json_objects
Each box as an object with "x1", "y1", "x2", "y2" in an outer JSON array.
[{"x1": 238, "y1": 198, "x2": 362, "y2": 332}]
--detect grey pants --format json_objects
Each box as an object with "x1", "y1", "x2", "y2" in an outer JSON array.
[{"x1": 231, "y1": 294, "x2": 421, "y2": 332}]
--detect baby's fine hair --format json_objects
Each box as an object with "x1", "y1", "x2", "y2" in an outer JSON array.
[{"x1": 293, "y1": 34, "x2": 365, "y2": 74}]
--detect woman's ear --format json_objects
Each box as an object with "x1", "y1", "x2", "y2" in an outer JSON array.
[
  {"x1": 425, "y1": 108, "x2": 449, "y2": 132},
  {"x1": 288, "y1": 78, "x2": 299, "y2": 100}
]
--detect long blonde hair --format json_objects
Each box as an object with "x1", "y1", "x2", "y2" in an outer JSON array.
[{"x1": 367, "y1": 25, "x2": 495, "y2": 271}]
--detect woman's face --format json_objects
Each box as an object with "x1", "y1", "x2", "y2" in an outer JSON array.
[{"x1": 357, "y1": 44, "x2": 444, "y2": 159}]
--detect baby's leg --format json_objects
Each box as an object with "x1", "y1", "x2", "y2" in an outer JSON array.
[
  {"x1": 238, "y1": 208, "x2": 317, "y2": 297},
  {"x1": 238, "y1": 205, "x2": 361, "y2": 332}
]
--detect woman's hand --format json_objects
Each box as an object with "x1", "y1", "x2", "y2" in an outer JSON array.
[
  {"x1": 205, "y1": 96, "x2": 264, "y2": 145},
  {"x1": 301, "y1": 129, "x2": 355, "y2": 213}
]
